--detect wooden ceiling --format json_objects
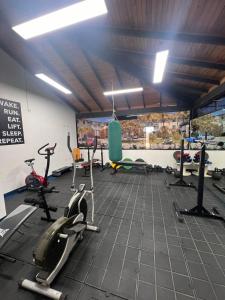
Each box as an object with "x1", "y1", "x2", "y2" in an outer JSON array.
[{"x1": 0, "y1": 0, "x2": 225, "y2": 118}]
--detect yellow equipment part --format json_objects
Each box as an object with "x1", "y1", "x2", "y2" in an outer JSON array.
[
  {"x1": 110, "y1": 161, "x2": 121, "y2": 169},
  {"x1": 72, "y1": 148, "x2": 81, "y2": 161}
]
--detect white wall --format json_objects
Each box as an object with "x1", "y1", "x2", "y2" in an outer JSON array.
[
  {"x1": 0, "y1": 49, "x2": 77, "y2": 193},
  {"x1": 81, "y1": 149, "x2": 225, "y2": 170}
]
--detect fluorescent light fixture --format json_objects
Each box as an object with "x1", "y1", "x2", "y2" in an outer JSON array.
[
  {"x1": 103, "y1": 87, "x2": 143, "y2": 96},
  {"x1": 12, "y1": 0, "x2": 108, "y2": 39},
  {"x1": 35, "y1": 73, "x2": 72, "y2": 94},
  {"x1": 153, "y1": 50, "x2": 169, "y2": 84}
]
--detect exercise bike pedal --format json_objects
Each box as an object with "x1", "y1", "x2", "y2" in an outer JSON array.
[
  {"x1": 73, "y1": 223, "x2": 86, "y2": 233},
  {"x1": 24, "y1": 198, "x2": 37, "y2": 205}
]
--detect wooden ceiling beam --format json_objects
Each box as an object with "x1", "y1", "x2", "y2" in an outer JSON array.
[
  {"x1": 193, "y1": 82, "x2": 225, "y2": 109},
  {"x1": 0, "y1": 20, "x2": 81, "y2": 112},
  {"x1": 48, "y1": 40, "x2": 103, "y2": 111},
  {"x1": 77, "y1": 105, "x2": 187, "y2": 119},
  {"x1": 112, "y1": 49, "x2": 225, "y2": 74},
  {"x1": 169, "y1": 72, "x2": 219, "y2": 85},
  {"x1": 88, "y1": 26, "x2": 225, "y2": 46},
  {"x1": 158, "y1": 85, "x2": 197, "y2": 107},
  {"x1": 81, "y1": 49, "x2": 112, "y2": 107},
  {"x1": 30, "y1": 43, "x2": 92, "y2": 112},
  {"x1": 166, "y1": 83, "x2": 207, "y2": 95},
  {"x1": 73, "y1": 33, "x2": 202, "y2": 110},
  {"x1": 74, "y1": 33, "x2": 150, "y2": 85},
  {"x1": 114, "y1": 67, "x2": 131, "y2": 110},
  {"x1": 139, "y1": 80, "x2": 146, "y2": 108}
]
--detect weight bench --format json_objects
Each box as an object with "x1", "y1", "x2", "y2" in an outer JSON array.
[
  {"x1": 111, "y1": 161, "x2": 149, "y2": 175},
  {"x1": 0, "y1": 204, "x2": 37, "y2": 262}
]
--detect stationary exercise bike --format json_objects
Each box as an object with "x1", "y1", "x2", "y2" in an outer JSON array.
[
  {"x1": 24, "y1": 143, "x2": 58, "y2": 222},
  {"x1": 20, "y1": 135, "x2": 100, "y2": 300},
  {"x1": 24, "y1": 143, "x2": 56, "y2": 188}
]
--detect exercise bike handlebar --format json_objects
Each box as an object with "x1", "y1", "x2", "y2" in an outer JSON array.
[
  {"x1": 38, "y1": 143, "x2": 57, "y2": 156},
  {"x1": 67, "y1": 132, "x2": 72, "y2": 153},
  {"x1": 93, "y1": 136, "x2": 98, "y2": 154}
]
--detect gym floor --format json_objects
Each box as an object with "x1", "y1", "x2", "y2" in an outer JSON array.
[{"x1": 1, "y1": 169, "x2": 225, "y2": 300}]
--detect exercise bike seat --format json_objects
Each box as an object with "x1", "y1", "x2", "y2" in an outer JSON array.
[{"x1": 24, "y1": 158, "x2": 35, "y2": 163}]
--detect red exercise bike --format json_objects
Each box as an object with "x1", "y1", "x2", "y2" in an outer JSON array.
[{"x1": 24, "y1": 143, "x2": 56, "y2": 188}]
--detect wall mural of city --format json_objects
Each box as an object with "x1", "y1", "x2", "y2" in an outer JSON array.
[
  {"x1": 77, "y1": 110, "x2": 225, "y2": 150},
  {"x1": 190, "y1": 110, "x2": 225, "y2": 150},
  {"x1": 78, "y1": 111, "x2": 189, "y2": 150}
]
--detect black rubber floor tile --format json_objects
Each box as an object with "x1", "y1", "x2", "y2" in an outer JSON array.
[
  {"x1": 118, "y1": 277, "x2": 137, "y2": 300},
  {"x1": 5, "y1": 281, "x2": 48, "y2": 300},
  {"x1": 181, "y1": 238, "x2": 196, "y2": 250},
  {"x1": 125, "y1": 247, "x2": 140, "y2": 262},
  {"x1": 195, "y1": 240, "x2": 212, "y2": 253},
  {"x1": 69, "y1": 260, "x2": 91, "y2": 282},
  {"x1": 157, "y1": 286, "x2": 176, "y2": 300},
  {"x1": 168, "y1": 245, "x2": 185, "y2": 260},
  {"x1": 204, "y1": 233, "x2": 221, "y2": 244},
  {"x1": 101, "y1": 270, "x2": 120, "y2": 293},
  {"x1": 199, "y1": 252, "x2": 220, "y2": 267},
  {"x1": 173, "y1": 273, "x2": 194, "y2": 297},
  {"x1": 155, "y1": 251, "x2": 171, "y2": 270},
  {"x1": 215, "y1": 254, "x2": 225, "y2": 270},
  {"x1": 0, "y1": 262, "x2": 47, "y2": 300},
  {"x1": 107, "y1": 257, "x2": 123, "y2": 274},
  {"x1": 110, "y1": 244, "x2": 126, "y2": 258},
  {"x1": 139, "y1": 264, "x2": 155, "y2": 284},
  {"x1": 121, "y1": 260, "x2": 139, "y2": 280},
  {"x1": 182, "y1": 248, "x2": 201, "y2": 263},
  {"x1": 166, "y1": 226, "x2": 178, "y2": 236},
  {"x1": 209, "y1": 243, "x2": 225, "y2": 256},
  {"x1": 156, "y1": 268, "x2": 173, "y2": 290},
  {"x1": 85, "y1": 265, "x2": 106, "y2": 288},
  {"x1": 178, "y1": 229, "x2": 192, "y2": 239},
  {"x1": 128, "y1": 235, "x2": 142, "y2": 248},
  {"x1": 4, "y1": 170, "x2": 225, "y2": 300},
  {"x1": 115, "y1": 233, "x2": 128, "y2": 246},
  {"x1": 53, "y1": 276, "x2": 82, "y2": 300},
  {"x1": 176, "y1": 293, "x2": 195, "y2": 300},
  {"x1": 188, "y1": 261, "x2": 208, "y2": 281},
  {"x1": 137, "y1": 281, "x2": 156, "y2": 300},
  {"x1": 191, "y1": 230, "x2": 206, "y2": 242},
  {"x1": 155, "y1": 232, "x2": 167, "y2": 242},
  {"x1": 92, "y1": 254, "x2": 109, "y2": 269},
  {"x1": 78, "y1": 285, "x2": 121, "y2": 300},
  {"x1": 155, "y1": 241, "x2": 168, "y2": 252},
  {"x1": 213, "y1": 284, "x2": 225, "y2": 300},
  {"x1": 170, "y1": 258, "x2": 188, "y2": 276},
  {"x1": 167, "y1": 235, "x2": 180, "y2": 247},
  {"x1": 192, "y1": 278, "x2": 217, "y2": 300},
  {"x1": 204, "y1": 264, "x2": 225, "y2": 285},
  {"x1": 216, "y1": 234, "x2": 225, "y2": 245},
  {"x1": 140, "y1": 250, "x2": 155, "y2": 267}
]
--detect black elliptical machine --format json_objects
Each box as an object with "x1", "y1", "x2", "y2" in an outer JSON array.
[
  {"x1": 24, "y1": 143, "x2": 58, "y2": 222},
  {"x1": 19, "y1": 136, "x2": 100, "y2": 300}
]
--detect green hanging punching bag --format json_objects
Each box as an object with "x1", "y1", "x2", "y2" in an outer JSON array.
[{"x1": 108, "y1": 120, "x2": 122, "y2": 162}]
